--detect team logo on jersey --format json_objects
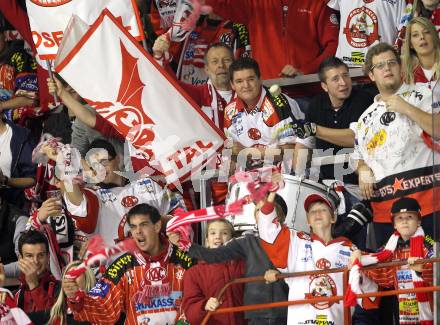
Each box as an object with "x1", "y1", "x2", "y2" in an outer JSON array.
[
  {"x1": 29, "y1": 0, "x2": 72, "y2": 6},
  {"x1": 306, "y1": 274, "x2": 337, "y2": 309},
  {"x1": 363, "y1": 0, "x2": 374, "y2": 3},
  {"x1": 88, "y1": 281, "x2": 110, "y2": 298},
  {"x1": 121, "y1": 195, "x2": 139, "y2": 208},
  {"x1": 157, "y1": 0, "x2": 177, "y2": 9},
  {"x1": 315, "y1": 258, "x2": 331, "y2": 270},
  {"x1": 175, "y1": 268, "x2": 184, "y2": 280},
  {"x1": 344, "y1": 7, "x2": 379, "y2": 48},
  {"x1": 247, "y1": 128, "x2": 262, "y2": 140},
  {"x1": 380, "y1": 112, "x2": 396, "y2": 126},
  {"x1": 145, "y1": 266, "x2": 167, "y2": 282}
]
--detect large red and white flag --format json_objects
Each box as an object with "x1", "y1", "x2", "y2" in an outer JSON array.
[
  {"x1": 54, "y1": 10, "x2": 225, "y2": 186},
  {"x1": 26, "y1": 0, "x2": 144, "y2": 60}
]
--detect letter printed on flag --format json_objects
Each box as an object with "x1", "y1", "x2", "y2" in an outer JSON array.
[
  {"x1": 55, "y1": 9, "x2": 225, "y2": 186},
  {"x1": 26, "y1": 0, "x2": 144, "y2": 60}
]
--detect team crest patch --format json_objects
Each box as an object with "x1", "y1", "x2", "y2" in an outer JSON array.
[
  {"x1": 145, "y1": 266, "x2": 167, "y2": 282},
  {"x1": 121, "y1": 195, "x2": 139, "y2": 208},
  {"x1": 315, "y1": 258, "x2": 331, "y2": 270},
  {"x1": 306, "y1": 274, "x2": 337, "y2": 309},
  {"x1": 248, "y1": 128, "x2": 261, "y2": 140},
  {"x1": 29, "y1": 0, "x2": 72, "y2": 6},
  {"x1": 344, "y1": 7, "x2": 379, "y2": 48}
]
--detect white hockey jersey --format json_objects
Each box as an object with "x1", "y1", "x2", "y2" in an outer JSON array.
[
  {"x1": 64, "y1": 177, "x2": 183, "y2": 245},
  {"x1": 257, "y1": 203, "x2": 356, "y2": 325},
  {"x1": 327, "y1": 0, "x2": 406, "y2": 67}
]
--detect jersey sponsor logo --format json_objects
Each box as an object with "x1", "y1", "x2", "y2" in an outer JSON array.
[
  {"x1": 262, "y1": 99, "x2": 275, "y2": 122},
  {"x1": 366, "y1": 129, "x2": 387, "y2": 152},
  {"x1": 382, "y1": 0, "x2": 397, "y2": 5},
  {"x1": 344, "y1": 7, "x2": 379, "y2": 48},
  {"x1": 29, "y1": 0, "x2": 72, "y2": 6},
  {"x1": 306, "y1": 274, "x2": 337, "y2": 310},
  {"x1": 375, "y1": 171, "x2": 440, "y2": 198},
  {"x1": 397, "y1": 270, "x2": 413, "y2": 282},
  {"x1": 121, "y1": 195, "x2": 139, "y2": 208},
  {"x1": 135, "y1": 294, "x2": 180, "y2": 312},
  {"x1": 247, "y1": 128, "x2": 261, "y2": 140},
  {"x1": 136, "y1": 178, "x2": 155, "y2": 193},
  {"x1": 302, "y1": 315, "x2": 335, "y2": 324},
  {"x1": 145, "y1": 266, "x2": 167, "y2": 282},
  {"x1": 301, "y1": 244, "x2": 313, "y2": 262},
  {"x1": 97, "y1": 188, "x2": 118, "y2": 203},
  {"x1": 379, "y1": 112, "x2": 396, "y2": 126},
  {"x1": 106, "y1": 254, "x2": 134, "y2": 283},
  {"x1": 315, "y1": 258, "x2": 331, "y2": 270},
  {"x1": 343, "y1": 51, "x2": 365, "y2": 64},
  {"x1": 88, "y1": 281, "x2": 110, "y2": 298}
]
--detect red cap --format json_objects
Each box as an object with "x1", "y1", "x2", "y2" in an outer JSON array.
[{"x1": 304, "y1": 194, "x2": 333, "y2": 213}]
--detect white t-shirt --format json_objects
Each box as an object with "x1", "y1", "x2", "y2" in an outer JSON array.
[
  {"x1": 217, "y1": 89, "x2": 233, "y2": 104},
  {"x1": 327, "y1": 0, "x2": 406, "y2": 67},
  {"x1": 0, "y1": 123, "x2": 12, "y2": 177},
  {"x1": 350, "y1": 83, "x2": 436, "y2": 181}
]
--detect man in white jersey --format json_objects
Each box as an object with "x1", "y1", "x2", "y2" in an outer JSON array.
[
  {"x1": 224, "y1": 57, "x2": 303, "y2": 170},
  {"x1": 261, "y1": 186, "x2": 357, "y2": 325},
  {"x1": 327, "y1": 0, "x2": 406, "y2": 67},
  {"x1": 352, "y1": 42, "x2": 440, "y2": 247},
  {"x1": 55, "y1": 139, "x2": 183, "y2": 245}
]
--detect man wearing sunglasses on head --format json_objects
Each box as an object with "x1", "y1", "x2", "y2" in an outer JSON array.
[{"x1": 351, "y1": 42, "x2": 440, "y2": 248}]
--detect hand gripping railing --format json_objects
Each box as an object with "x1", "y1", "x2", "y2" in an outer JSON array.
[{"x1": 201, "y1": 257, "x2": 440, "y2": 325}]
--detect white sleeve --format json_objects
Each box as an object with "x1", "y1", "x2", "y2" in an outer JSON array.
[
  {"x1": 295, "y1": 136, "x2": 316, "y2": 148},
  {"x1": 257, "y1": 204, "x2": 282, "y2": 244},
  {"x1": 286, "y1": 95, "x2": 305, "y2": 121},
  {"x1": 327, "y1": 0, "x2": 340, "y2": 11},
  {"x1": 63, "y1": 192, "x2": 88, "y2": 217}
]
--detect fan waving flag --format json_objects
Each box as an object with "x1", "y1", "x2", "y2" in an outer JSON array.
[
  {"x1": 55, "y1": 10, "x2": 225, "y2": 187},
  {"x1": 26, "y1": 0, "x2": 144, "y2": 60}
]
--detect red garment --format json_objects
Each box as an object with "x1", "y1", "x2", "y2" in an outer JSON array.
[
  {"x1": 15, "y1": 271, "x2": 58, "y2": 314},
  {"x1": 364, "y1": 239, "x2": 434, "y2": 289},
  {"x1": 182, "y1": 260, "x2": 245, "y2": 325},
  {"x1": 69, "y1": 240, "x2": 193, "y2": 325},
  {"x1": 413, "y1": 65, "x2": 435, "y2": 86},
  {"x1": 204, "y1": 0, "x2": 339, "y2": 79},
  {"x1": 0, "y1": 0, "x2": 50, "y2": 112}
]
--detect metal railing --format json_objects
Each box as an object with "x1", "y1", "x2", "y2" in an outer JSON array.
[{"x1": 201, "y1": 257, "x2": 440, "y2": 325}]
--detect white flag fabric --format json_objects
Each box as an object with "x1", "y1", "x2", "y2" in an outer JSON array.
[
  {"x1": 55, "y1": 9, "x2": 225, "y2": 186},
  {"x1": 26, "y1": 0, "x2": 144, "y2": 60}
]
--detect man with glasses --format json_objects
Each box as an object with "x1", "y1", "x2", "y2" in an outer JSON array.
[{"x1": 351, "y1": 42, "x2": 440, "y2": 248}]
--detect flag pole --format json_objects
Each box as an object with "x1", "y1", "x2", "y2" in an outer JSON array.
[{"x1": 46, "y1": 60, "x2": 60, "y2": 106}]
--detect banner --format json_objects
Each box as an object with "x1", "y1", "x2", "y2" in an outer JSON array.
[
  {"x1": 26, "y1": 0, "x2": 144, "y2": 60},
  {"x1": 55, "y1": 10, "x2": 225, "y2": 186}
]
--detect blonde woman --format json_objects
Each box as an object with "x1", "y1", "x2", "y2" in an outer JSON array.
[
  {"x1": 402, "y1": 16, "x2": 440, "y2": 86},
  {"x1": 48, "y1": 261, "x2": 95, "y2": 325}
]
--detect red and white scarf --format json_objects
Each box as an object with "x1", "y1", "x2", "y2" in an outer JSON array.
[
  {"x1": 167, "y1": 167, "x2": 281, "y2": 250},
  {"x1": 345, "y1": 227, "x2": 433, "y2": 324},
  {"x1": 65, "y1": 235, "x2": 137, "y2": 279}
]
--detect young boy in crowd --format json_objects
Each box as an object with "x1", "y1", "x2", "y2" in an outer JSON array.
[
  {"x1": 262, "y1": 190, "x2": 357, "y2": 325},
  {"x1": 182, "y1": 219, "x2": 245, "y2": 325},
  {"x1": 349, "y1": 197, "x2": 434, "y2": 324}
]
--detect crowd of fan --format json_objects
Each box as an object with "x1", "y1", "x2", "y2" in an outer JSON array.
[{"x1": 0, "y1": 0, "x2": 439, "y2": 324}]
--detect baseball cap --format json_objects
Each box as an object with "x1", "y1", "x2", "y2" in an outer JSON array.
[
  {"x1": 391, "y1": 197, "x2": 421, "y2": 216},
  {"x1": 304, "y1": 194, "x2": 333, "y2": 213}
]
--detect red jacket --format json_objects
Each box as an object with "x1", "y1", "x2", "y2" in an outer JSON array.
[
  {"x1": 15, "y1": 271, "x2": 59, "y2": 314},
  {"x1": 182, "y1": 260, "x2": 245, "y2": 325},
  {"x1": 204, "y1": 0, "x2": 339, "y2": 79}
]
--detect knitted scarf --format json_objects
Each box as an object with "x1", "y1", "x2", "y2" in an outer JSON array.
[{"x1": 345, "y1": 227, "x2": 432, "y2": 325}]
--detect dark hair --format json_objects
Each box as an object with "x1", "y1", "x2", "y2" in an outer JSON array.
[
  {"x1": 364, "y1": 42, "x2": 401, "y2": 73},
  {"x1": 18, "y1": 230, "x2": 49, "y2": 256},
  {"x1": 126, "y1": 203, "x2": 161, "y2": 225},
  {"x1": 318, "y1": 57, "x2": 348, "y2": 82},
  {"x1": 87, "y1": 139, "x2": 117, "y2": 159},
  {"x1": 204, "y1": 42, "x2": 234, "y2": 63},
  {"x1": 229, "y1": 57, "x2": 261, "y2": 81}
]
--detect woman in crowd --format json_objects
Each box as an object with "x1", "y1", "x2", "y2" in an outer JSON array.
[
  {"x1": 48, "y1": 261, "x2": 95, "y2": 325},
  {"x1": 181, "y1": 219, "x2": 245, "y2": 325},
  {"x1": 402, "y1": 16, "x2": 440, "y2": 86}
]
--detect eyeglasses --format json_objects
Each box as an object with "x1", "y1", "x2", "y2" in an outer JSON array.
[{"x1": 370, "y1": 59, "x2": 399, "y2": 71}]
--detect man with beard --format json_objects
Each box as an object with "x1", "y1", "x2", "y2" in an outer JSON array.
[{"x1": 351, "y1": 42, "x2": 440, "y2": 247}]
